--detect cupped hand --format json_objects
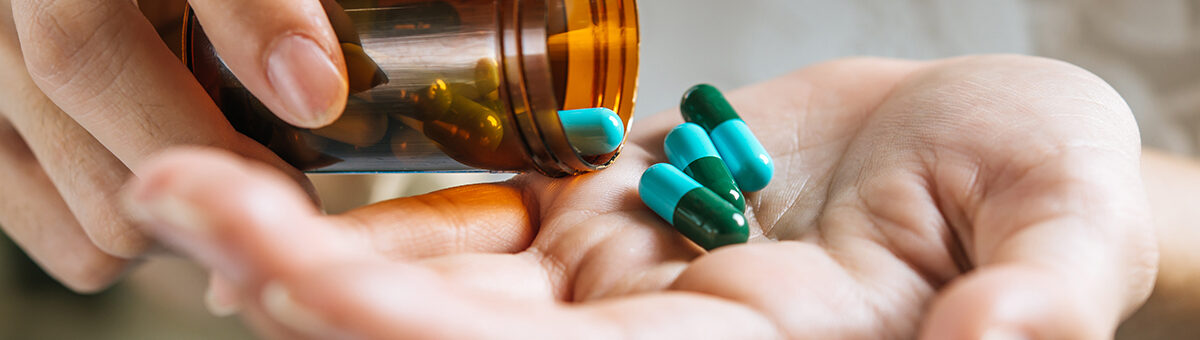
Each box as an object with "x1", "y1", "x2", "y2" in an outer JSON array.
[
  {"x1": 0, "y1": 0, "x2": 344, "y2": 291},
  {"x1": 126, "y1": 56, "x2": 1157, "y2": 339}
]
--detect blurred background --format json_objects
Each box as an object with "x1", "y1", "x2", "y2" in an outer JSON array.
[{"x1": 2, "y1": 0, "x2": 1198, "y2": 338}]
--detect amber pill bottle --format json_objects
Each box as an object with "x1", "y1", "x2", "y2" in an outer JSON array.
[{"x1": 182, "y1": 0, "x2": 639, "y2": 176}]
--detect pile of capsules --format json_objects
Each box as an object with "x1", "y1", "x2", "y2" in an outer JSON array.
[{"x1": 639, "y1": 84, "x2": 775, "y2": 250}]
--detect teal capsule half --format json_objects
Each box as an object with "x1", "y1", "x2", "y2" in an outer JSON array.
[
  {"x1": 639, "y1": 164, "x2": 749, "y2": 250},
  {"x1": 664, "y1": 123, "x2": 745, "y2": 211},
  {"x1": 680, "y1": 84, "x2": 774, "y2": 192},
  {"x1": 559, "y1": 108, "x2": 625, "y2": 156}
]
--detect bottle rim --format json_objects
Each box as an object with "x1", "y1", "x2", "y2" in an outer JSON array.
[{"x1": 501, "y1": 0, "x2": 640, "y2": 177}]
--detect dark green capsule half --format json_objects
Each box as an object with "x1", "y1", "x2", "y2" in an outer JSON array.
[
  {"x1": 640, "y1": 164, "x2": 749, "y2": 250},
  {"x1": 664, "y1": 123, "x2": 744, "y2": 211},
  {"x1": 680, "y1": 84, "x2": 742, "y2": 131},
  {"x1": 672, "y1": 187, "x2": 749, "y2": 250},
  {"x1": 684, "y1": 157, "x2": 745, "y2": 211}
]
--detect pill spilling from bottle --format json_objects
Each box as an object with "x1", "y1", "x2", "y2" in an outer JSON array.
[
  {"x1": 560, "y1": 107, "x2": 626, "y2": 156},
  {"x1": 640, "y1": 84, "x2": 774, "y2": 250}
]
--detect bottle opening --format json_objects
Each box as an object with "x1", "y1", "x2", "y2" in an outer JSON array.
[
  {"x1": 549, "y1": 0, "x2": 639, "y2": 167},
  {"x1": 505, "y1": 0, "x2": 640, "y2": 176}
]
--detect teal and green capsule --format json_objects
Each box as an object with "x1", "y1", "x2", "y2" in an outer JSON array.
[
  {"x1": 639, "y1": 163, "x2": 749, "y2": 250},
  {"x1": 680, "y1": 84, "x2": 774, "y2": 192},
  {"x1": 559, "y1": 107, "x2": 625, "y2": 156},
  {"x1": 664, "y1": 123, "x2": 745, "y2": 211}
]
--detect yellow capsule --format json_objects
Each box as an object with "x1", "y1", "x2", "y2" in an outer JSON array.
[
  {"x1": 475, "y1": 58, "x2": 501, "y2": 94},
  {"x1": 447, "y1": 82, "x2": 482, "y2": 101},
  {"x1": 341, "y1": 43, "x2": 388, "y2": 94},
  {"x1": 311, "y1": 100, "x2": 388, "y2": 147},
  {"x1": 423, "y1": 94, "x2": 504, "y2": 151},
  {"x1": 396, "y1": 79, "x2": 453, "y2": 121},
  {"x1": 484, "y1": 88, "x2": 500, "y2": 102},
  {"x1": 447, "y1": 94, "x2": 504, "y2": 151}
]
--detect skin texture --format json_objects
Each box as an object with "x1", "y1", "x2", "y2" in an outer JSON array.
[
  {"x1": 0, "y1": 0, "x2": 340, "y2": 291},
  {"x1": 123, "y1": 56, "x2": 1158, "y2": 339}
]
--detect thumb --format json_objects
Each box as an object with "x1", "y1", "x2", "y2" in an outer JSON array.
[
  {"x1": 922, "y1": 154, "x2": 1158, "y2": 340},
  {"x1": 922, "y1": 249, "x2": 1147, "y2": 339},
  {"x1": 187, "y1": 0, "x2": 350, "y2": 128}
]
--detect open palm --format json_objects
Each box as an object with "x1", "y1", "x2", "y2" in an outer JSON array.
[{"x1": 127, "y1": 56, "x2": 1157, "y2": 339}]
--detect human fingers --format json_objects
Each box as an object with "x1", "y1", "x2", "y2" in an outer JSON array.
[
  {"x1": 0, "y1": 118, "x2": 128, "y2": 292},
  {"x1": 186, "y1": 0, "x2": 348, "y2": 128},
  {"x1": 9, "y1": 0, "x2": 296, "y2": 175},
  {"x1": 124, "y1": 147, "x2": 777, "y2": 338},
  {"x1": 922, "y1": 160, "x2": 1155, "y2": 339},
  {"x1": 331, "y1": 183, "x2": 537, "y2": 260},
  {"x1": 123, "y1": 147, "x2": 547, "y2": 275},
  {"x1": 0, "y1": 11, "x2": 146, "y2": 258},
  {"x1": 206, "y1": 273, "x2": 242, "y2": 317},
  {"x1": 911, "y1": 57, "x2": 1157, "y2": 339},
  {"x1": 125, "y1": 146, "x2": 543, "y2": 317},
  {"x1": 127, "y1": 145, "x2": 538, "y2": 260}
]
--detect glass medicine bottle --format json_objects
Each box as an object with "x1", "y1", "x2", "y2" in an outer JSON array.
[{"x1": 182, "y1": 0, "x2": 639, "y2": 176}]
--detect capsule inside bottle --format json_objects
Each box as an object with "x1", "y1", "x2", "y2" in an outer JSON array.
[{"x1": 182, "y1": 0, "x2": 640, "y2": 175}]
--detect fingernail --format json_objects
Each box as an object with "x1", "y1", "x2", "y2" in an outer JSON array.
[
  {"x1": 205, "y1": 274, "x2": 242, "y2": 317},
  {"x1": 268, "y1": 35, "x2": 348, "y2": 128},
  {"x1": 125, "y1": 188, "x2": 238, "y2": 277},
  {"x1": 262, "y1": 281, "x2": 347, "y2": 339},
  {"x1": 205, "y1": 286, "x2": 240, "y2": 317},
  {"x1": 981, "y1": 328, "x2": 1031, "y2": 340},
  {"x1": 130, "y1": 193, "x2": 212, "y2": 238}
]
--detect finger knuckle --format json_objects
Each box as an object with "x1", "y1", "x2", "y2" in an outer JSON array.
[
  {"x1": 85, "y1": 210, "x2": 151, "y2": 258},
  {"x1": 14, "y1": 0, "x2": 128, "y2": 90},
  {"x1": 56, "y1": 250, "x2": 127, "y2": 293}
]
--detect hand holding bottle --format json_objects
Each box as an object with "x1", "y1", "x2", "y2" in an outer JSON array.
[{"x1": 0, "y1": 0, "x2": 346, "y2": 291}]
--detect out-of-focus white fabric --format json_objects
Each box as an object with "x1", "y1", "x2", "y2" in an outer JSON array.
[{"x1": 1031, "y1": 0, "x2": 1200, "y2": 156}]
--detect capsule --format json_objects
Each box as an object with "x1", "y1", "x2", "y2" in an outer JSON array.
[
  {"x1": 423, "y1": 94, "x2": 505, "y2": 151},
  {"x1": 475, "y1": 58, "x2": 501, "y2": 94},
  {"x1": 559, "y1": 108, "x2": 625, "y2": 156},
  {"x1": 665, "y1": 123, "x2": 745, "y2": 211},
  {"x1": 680, "y1": 84, "x2": 774, "y2": 192},
  {"x1": 340, "y1": 43, "x2": 388, "y2": 94},
  {"x1": 310, "y1": 99, "x2": 387, "y2": 147},
  {"x1": 639, "y1": 163, "x2": 749, "y2": 250},
  {"x1": 393, "y1": 79, "x2": 452, "y2": 122},
  {"x1": 448, "y1": 83, "x2": 482, "y2": 101}
]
